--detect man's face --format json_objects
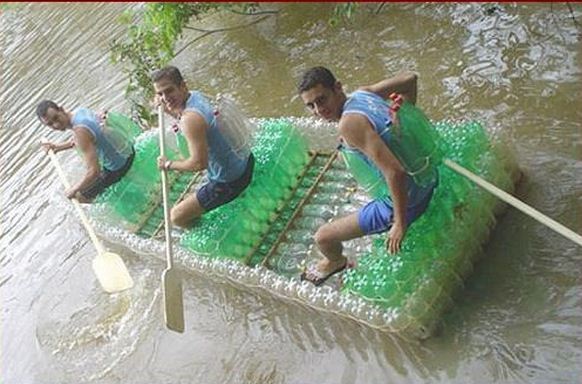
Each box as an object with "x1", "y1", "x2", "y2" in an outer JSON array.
[
  {"x1": 41, "y1": 107, "x2": 68, "y2": 131},
  {"x1": 154, "y1": 78, "x2": 189, "y2": 116},
  {"x1": 300, "y1": 83, "x2": 344, "y2": 122}
]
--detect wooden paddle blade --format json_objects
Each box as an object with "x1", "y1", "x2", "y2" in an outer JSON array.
[
  {"x1": 162, "y1": 268, "x2": 185, "y2": 333},
  {"x1": 92, "y1": 252, "x2": 134, "y2": 293}
]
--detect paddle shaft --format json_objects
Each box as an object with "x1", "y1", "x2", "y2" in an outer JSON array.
[
  {"x1": 158, "y1": 106, "x2": 185, "y2": 332},
  {"x1": 47, "y1": 149, "x2": 106, "y2": 254},
  {"x1": 444, "y1": 159, "x2": 582, "y2": 247},
  {"x1": 158, "y1": 107, "x2": 174, "y2": 269}
]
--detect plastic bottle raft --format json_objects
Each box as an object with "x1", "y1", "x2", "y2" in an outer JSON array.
[{"x1": 93, "y1": 109, "x2": 518, "y2": 339}]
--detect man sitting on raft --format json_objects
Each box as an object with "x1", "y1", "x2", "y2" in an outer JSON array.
[
  {"x1": 38, "y1": 101, "x2": 135, "y2": 203},
  {"x1": 297, "y1": 67, "x2": 437, "y2": 286},
  {"x1": 152, "y1": 66, "x2": 255, "y2": 228}
]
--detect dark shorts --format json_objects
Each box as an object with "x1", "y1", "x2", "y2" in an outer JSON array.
[
  {"x1": 196, "y1": 154, "x2": 255, "y2": 212},
  {"x1": 79, "y1": 150, "x2": 135, "y2": 200},
  {"x1": 358, "y1": 186, "x2": 435, "y2": 235}
]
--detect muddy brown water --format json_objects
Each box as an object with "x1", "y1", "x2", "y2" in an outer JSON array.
[{"x1": 1, "y1": 3, "x2": 581, "y2": 383}]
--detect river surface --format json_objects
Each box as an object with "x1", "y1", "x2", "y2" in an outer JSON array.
[{"x1": 1, "y1": 3, "x2": 581, "y2": 384}]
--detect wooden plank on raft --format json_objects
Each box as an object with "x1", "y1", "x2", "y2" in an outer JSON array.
[
  {"x1": 260, "y1": 151, "x2": 338, "y2": 268},
  {"x1": 151, "y1": 172, "x2": 202, "y2": 238},
  {"x1": 241, "y1": 151, "x2": 320, "y2": 265}
]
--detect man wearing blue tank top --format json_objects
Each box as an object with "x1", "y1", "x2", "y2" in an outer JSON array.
[
  {"x1": 37, "y1": 101, "x2": 135, "y2": 203},
  {"x1": 298, "y1": 67, "x2": 436, "y2": 286},
  {"x1": 152, "y1": 66, "x2": 254, "y2": 228}
]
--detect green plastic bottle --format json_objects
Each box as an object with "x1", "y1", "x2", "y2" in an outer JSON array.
[
  {"x1": 339, "y1": 94, "x2": 441, "y2": 198},
  {"x1": 340, "y1": 147, "x2": 390, "y2": 199},
  {"x1": 387, "y1": 93, "x2": 441, "y2": 187},
  {"x1": 104, "y1": 112, "x2": 142, "y2": 141}
]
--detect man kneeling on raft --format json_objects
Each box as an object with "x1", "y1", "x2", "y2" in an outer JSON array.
[
  {"x1": 152, "y1": 66, "x2": 255, "y2": 228},
  {"x1": 297, "y1": 67, "x2": 436, "y2": 286},
  {"x1": 38, "y1": 101, "x2": 135, "y2": 203}
]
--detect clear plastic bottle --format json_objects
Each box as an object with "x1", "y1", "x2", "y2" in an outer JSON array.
[
  {"x1": 99, "y1": 111, "x2": 138, "y2": 160},
  {"x1": 214, "y1": 93, "x2": 253, "y2": 161}
]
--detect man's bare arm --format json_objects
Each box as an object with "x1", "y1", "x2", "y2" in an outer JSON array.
[
  {"x1": 162, "y1": 111, "x2": 209, "y2": 172},
  {"x1": 339, "y1": 114, "x2": 408, "y2": 253},
  {"x1": 69, "y1": 127, "x2": 100, "y2": 197},
  {"x1": 41, "y1": 139, "x2": 75, "y2": 154},
  {"x1": 358, "y1": 71, "x2": 418, "y2": 104}
]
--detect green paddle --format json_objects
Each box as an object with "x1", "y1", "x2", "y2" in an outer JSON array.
[
  {"x1": 46, "y1": 146, "x2": 134, "y2": 293},
  {"x1": 158, "y1": 105, "x2": 185, "y2": 333}
]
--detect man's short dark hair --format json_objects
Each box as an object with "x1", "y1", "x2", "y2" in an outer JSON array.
[
  {"x1": 151, "y1": 66, "x2": 185, "y2": 86},
  {"x1": 297, "y1": 66, "x2": 337, "y2": 94},
  {"x1": 36, "y1": 100, "x2": 60, "y2": 121}
]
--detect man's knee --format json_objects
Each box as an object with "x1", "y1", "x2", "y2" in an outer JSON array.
[
  {"x1": 75, "y1": 191, "x2": 94, "y2": 204},
  {"x1": 170, "y1": 206, "x2": 195, "y2": 228},
  {"x1": 314, "y1": 224, "x2": 337, "y2": 247}
]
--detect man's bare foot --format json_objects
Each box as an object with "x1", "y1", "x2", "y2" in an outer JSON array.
[{"x1": 300, "y1": 256, "x2": 348, "y2": 286}]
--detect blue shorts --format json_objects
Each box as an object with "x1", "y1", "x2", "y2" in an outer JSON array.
[
  {"x1": 358, "y1": 187, "x2": 435, "y2": 235},
  {"x1": 197, "y1": 154, "x2": 254, "y2": 212}
]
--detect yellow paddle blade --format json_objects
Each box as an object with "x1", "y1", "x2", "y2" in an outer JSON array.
[
  {"x1": 162, "y1": 268, "x2": 184, "y2": 333},
  {"x1": 92, "y1": 252, "x2": 134, "y2": 293}
]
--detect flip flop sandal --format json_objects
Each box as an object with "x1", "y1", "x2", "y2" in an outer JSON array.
[{"x1": 300, "y1": 262, "x2": 347, "y2": 287}]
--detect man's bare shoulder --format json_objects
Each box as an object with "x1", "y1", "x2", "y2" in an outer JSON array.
[
  {"x1": 339, "y1": 113, "x2": 372, "y2": 143},
  {"x1": 72, "y1": 124, "x2": 94, "y2": 139},
  {"x1": 181, "y1": 110, "x2": 209, "y2": 130}
]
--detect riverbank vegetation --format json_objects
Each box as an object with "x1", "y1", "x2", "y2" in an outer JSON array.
[
  {"x1": 109, "y1": 2, "x2": 361, "y2": 126},
  {"x1": 110, "y1": 3, "x2": 262, "y2": 125}
]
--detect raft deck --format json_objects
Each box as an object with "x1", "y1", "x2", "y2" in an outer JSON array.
[
  {"x1": 94, "y1": 116, "x2": 519, "y2": 338},
  {"x1": 134, "y1": 151, "x2": 358, "y2": 282}
]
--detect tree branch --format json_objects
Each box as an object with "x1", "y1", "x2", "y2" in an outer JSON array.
[
  {"x1": 175, "y1": 15, "x2": 272, "y2": 58},
  {"x1": 375, "y1": 2, "x2": 387, "y2": 15},
  {"x1": 229, "y1": 9, "x2": 279, "y2": 16},
  {"x1": 566, "y1": 2, "x2": 579, "y2": 29}
]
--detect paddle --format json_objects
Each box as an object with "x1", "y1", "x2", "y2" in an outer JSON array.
[
  {"x1": 444, "y1": 159, "x2": 582, "y2": 247},
  {"x1": 158, "y1": 105, "x2": 185, "y2": 333},
  {"x1": 45, "y1": 145, "x2": 134, "y2": 293}
]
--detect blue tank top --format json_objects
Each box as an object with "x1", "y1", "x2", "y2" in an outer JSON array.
[
  {"x1": 184, "y1": 91, "x2": 248, "y2": 182},
  {"x1": 341, "y1": 90, "x2": 434, "y2": 207},
  {"x1": 72, "y1": 108, "x2": 130, "y2": 171}
]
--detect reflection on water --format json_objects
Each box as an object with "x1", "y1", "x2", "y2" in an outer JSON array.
[{"x1": 1, "y1": 2, "x2": 581, "y2": 384}]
